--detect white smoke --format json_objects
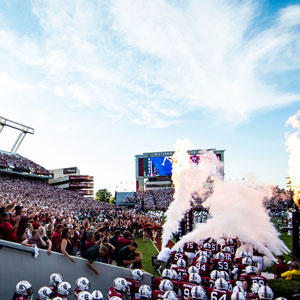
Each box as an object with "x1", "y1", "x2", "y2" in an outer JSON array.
[
  {"x1": 162, "y1": 139, "x2": 221, "y2": 247},
  {"x1": 163, "y1": 139, "x2": 290, "y2": 264}
]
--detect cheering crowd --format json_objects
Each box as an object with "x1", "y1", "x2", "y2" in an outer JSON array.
[{"x1": 0, "y1": 150, "x2": 298, "y2": 299}]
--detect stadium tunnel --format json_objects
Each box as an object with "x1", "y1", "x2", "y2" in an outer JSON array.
[{"x1": 0, "y1": 239, "x2": 153, "y2": 299}]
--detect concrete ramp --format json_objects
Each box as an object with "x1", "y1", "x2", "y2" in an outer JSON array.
[{"x1": 0, "y1": 239, "x2": 152, "y2": 299}]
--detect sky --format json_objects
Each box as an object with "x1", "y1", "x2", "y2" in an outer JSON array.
[{"x1": 1, "y1": 0, "x2": 300, "y2": 194}]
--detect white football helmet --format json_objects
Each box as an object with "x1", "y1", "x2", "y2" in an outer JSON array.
[
  {"x1": 171, "y1": 269, "x2": 178, "y2": 280},
  {"x1": 223, "y1": 246, "x2": 232, "y2": 253},
  {"x1": 92, "y1": 290, "x2": 103, "y2": 300},
  {"x1": 239, "y1": 251, "x2": 248, "y2": 258},
  {"x1": 188, "y1": 266, "x2": 199, "y2": 275},
  {"x1": 219, "y1": 271, "x2": 229, "y2": 281},
  {"x1": 275, "y1": 298, "x2": 287, "y2": 300},
  {"x1": 203, "y1": 243, "x2": 211, "y2": 250},
  {"x1": 231, "y1": 292, "x2": 246, "y2": 300},
  {"x1": 258, "y1": 286, "x2": 274, "y2": 299},
  {"x1": 189, "y1": 273, "x2": 201, "y2": 285},
  {"x1": 215, "y1": 252, "x2": 225, "y2": 260},
  {"x1": 245, "y1": 266, "x2": 257, "y2": 275},
  {"x1": 251, "y1": 283, "x2": 260, "y2": 294},
  {"x1": 16, "y1": 281, "x2": 33, "y2": 296},
  {"x1": 197, "y1": 256, "x2": 207, "y2": 263},
  {"x1": 38, "y1": 286, "x2": 55, "y2": 300},
  {"x1": 163, "y1": 291, "x2": 178, "y2": 300},
  {"x1": 214, "y1": 278, "x2": 229, "y2": 291},
  {"x1": 132, "y1": 269, "x2": 144, "y2": 281},
  {"x1": 58, "y1": 281, "x2": 72, "y2": 296},
  {"x1": 191, "y1": 286, "x2": 206, "y2": 300},
  {"x1": 159, "y1": 279, "x2": 174, "y2": 292},
  {"x1": 227, "y1": 238, "x2": 234, "y2": 245},
  {"x1": 78, "y1": 291, "x2": 93, "y2": 300},
  {"x1": 232, "y1": 286, "x2": 245, "y2": 294},
  {"x1": 177, "y1": 258, "x2": 186, "y2": 268},
  {"x1": 139, "y1": 285, "x2": 152, "y2": 299},
  {"x1": 177, "y1": 247, "x2": 184, "y2": 254},
  {"x1": 162, "y1": 269, "x2": 173, "y2": 280},
  {"x1": 113, "y1": 278, "x2": 128, "y2": 293},
  {"x1": 50, "y1": 273, "x2": 63, "y2": 287},
  {"x1": 198, "y1": 250, "x2": 208, "y2": 257},
  {"x1": 76, "y1": 277, "x2": 91, "y2": 291},
  {"x1": 242, "y1": 257, "x2": 253, "y2": 266},
  {"x1": 210, "y1": 270, "x2": 221, "y2": 280}
]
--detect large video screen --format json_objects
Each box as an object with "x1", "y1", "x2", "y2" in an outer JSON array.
[{"x1": 142, "y1": 153, "x2": 222, "y2": 178}]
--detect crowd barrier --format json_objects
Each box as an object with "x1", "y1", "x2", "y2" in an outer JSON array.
[{"x1": 0, "y1": 239, "x2": 153, "y2": 299}]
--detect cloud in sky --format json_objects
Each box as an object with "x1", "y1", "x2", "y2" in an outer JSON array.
[{"x1": 1, "y1": 0, "x2": 300, "y2": 128}]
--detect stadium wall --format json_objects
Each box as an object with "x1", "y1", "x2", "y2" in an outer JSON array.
[{"x1": 0, "y1": 240, "x2": 153, "y2": 299}]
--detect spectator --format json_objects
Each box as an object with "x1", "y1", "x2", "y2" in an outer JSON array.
[
  {"x1": 51, "y1": 224, "x2": 63, "y2": 252},
  {"x1": 21, "y1": 229, "x2": 47, "y2": 250},
  {"x1": 60, "y1": 227, "x2": 76, "y2": 263},
  {"x1": 281, "y1": 262, "x2": 300, "y2": 280},
  {"x1": 0, "y1": 212, "x2": 20, "y2": 242},
  {"x1": 85, "y1": 244, "x2": 109, "y2": 275},
  {"x1": 109, "y1": 230, "x2": 121, "y2": 263},
  {"x1": 117, "y1": 231, "x2": 132, "y2": 252},
  {"x1": 85, "y1": 230, "x2": 96, "y2": 252},
  {"x1": 117, "y1": 242, "x2": 138, "y2": 268},
  {"x1": 274, "y1": 255, "x2": 289, "y2": 279}
]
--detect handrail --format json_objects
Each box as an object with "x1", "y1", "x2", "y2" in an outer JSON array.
[{"x1": 0, "y1": 239, "x2": 35, "y2": 256}]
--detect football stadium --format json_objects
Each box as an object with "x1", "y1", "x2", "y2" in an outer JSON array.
[{"x1": 0, "y1": 116, "x2": 299, "y2": 299}]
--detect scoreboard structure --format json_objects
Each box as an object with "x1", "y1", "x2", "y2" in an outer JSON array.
[{"x1": 135, "y1": 149, "x2": 225, "y2": 191}]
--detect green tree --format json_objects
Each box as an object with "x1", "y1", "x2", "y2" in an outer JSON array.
[
  {"x1": 109, "y1": 196, "x2": 115, "y2": 204},
  {"x1": 95, "y1": 188, "x2": 112, "y2": 203}
]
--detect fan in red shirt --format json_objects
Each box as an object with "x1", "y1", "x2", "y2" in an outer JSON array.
[
  {"x1": 107, "y1": 277, "x2": 128, "y2": 300},
  {"x1": 12, "y1": 280, "x2": 33, "y2": 300},
  {"x1": 51, "y1": 224, "x2": 63, "y2": 252},
  {"x1": 117, "y1": 231, "x2": 132, "y2": 252},
  {"x1": 205, "y1": 278, "x2": 232, "y2": 300},
  {"x1": 85, "y1": 231, "x2": 96, "y2": 252},
  {"x1": 0, "y1": 212, "x2": 20, "y2": 242}
]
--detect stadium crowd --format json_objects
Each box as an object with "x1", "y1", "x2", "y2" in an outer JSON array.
[
  {"x1": 0, "y1": 151, "x2": 298, "y2": 299},
  {"x1": 0, "y1": 151, "x2": 49, "y2": 173}
]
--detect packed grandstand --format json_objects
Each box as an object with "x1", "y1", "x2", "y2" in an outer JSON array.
[{"x1": 0, "y1": 151, "x2": 299, "y2": 299}]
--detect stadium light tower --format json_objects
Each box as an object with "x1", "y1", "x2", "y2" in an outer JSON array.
[{"x1": 0, "y1": 116, "x2": 34, "y2": 153}]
